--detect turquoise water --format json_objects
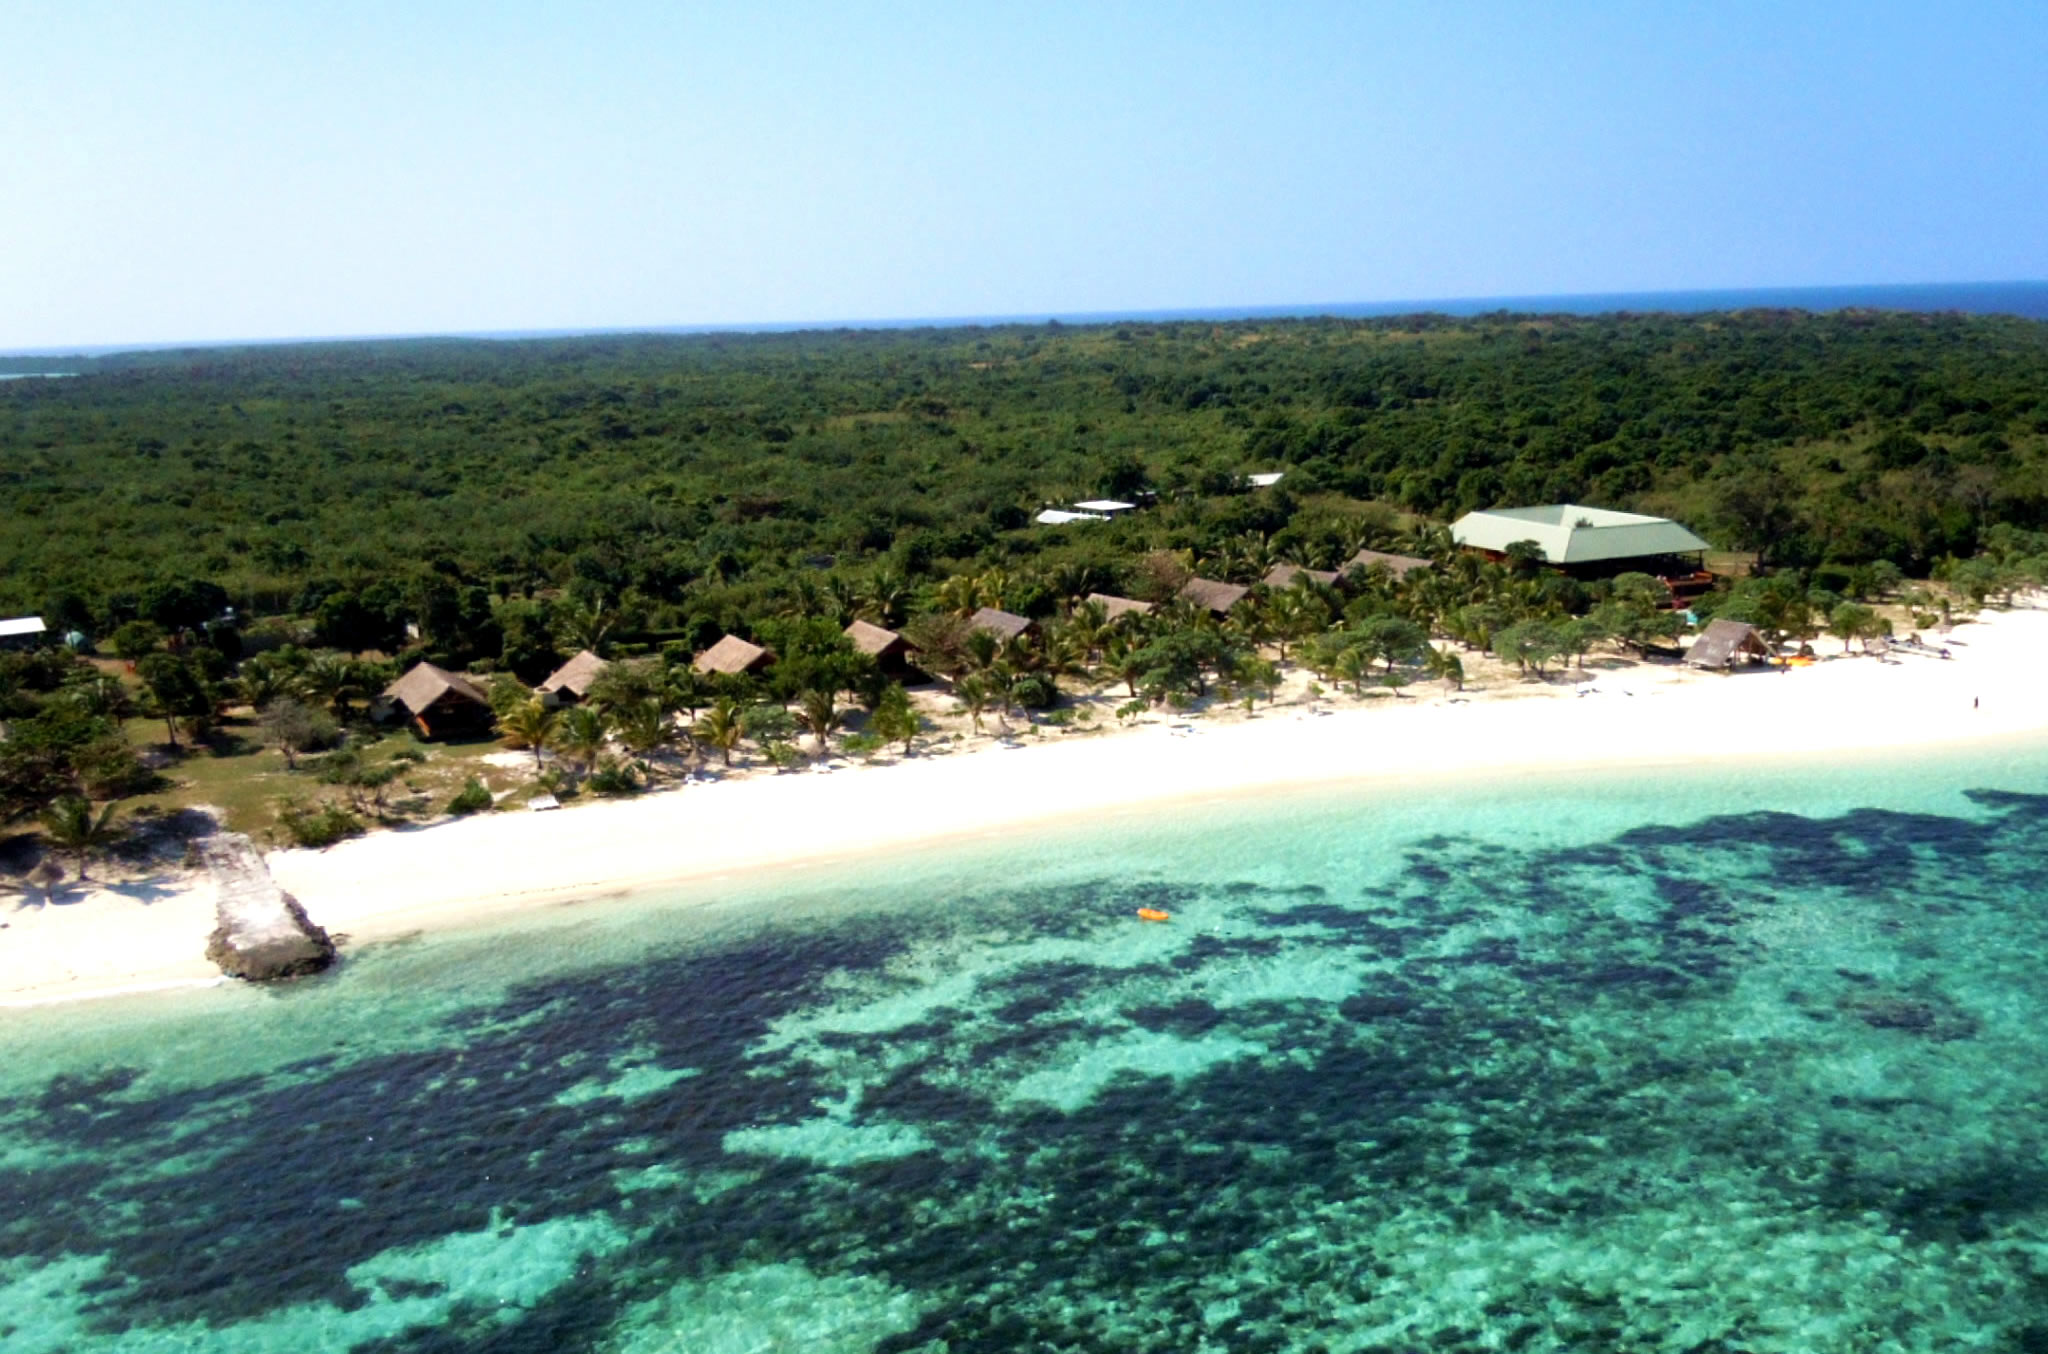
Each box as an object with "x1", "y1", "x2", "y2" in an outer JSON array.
[{"x1": 6, "y1": 743, "x2": 2048, "y2": 1351}]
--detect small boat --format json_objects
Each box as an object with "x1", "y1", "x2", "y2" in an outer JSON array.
[{"x1": 1136, "y1": 907, "x2": 1171, "y2": 923}]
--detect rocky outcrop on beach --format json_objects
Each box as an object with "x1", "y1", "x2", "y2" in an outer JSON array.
[{"x1": 198, "y1": 834, "x2": 336, "y2": 981}]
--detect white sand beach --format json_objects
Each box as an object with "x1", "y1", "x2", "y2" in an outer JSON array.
[{"x1": 8, "y1": 606, "x2": 2048, "y2": 1007}]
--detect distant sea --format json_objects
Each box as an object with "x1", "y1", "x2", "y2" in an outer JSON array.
[
  {"x1": 7, "y1": 740, "x2": 2048, "y2": 1351},
  {"x1": 4, "y1": 280, "x2": 2045, "y2": 363}
]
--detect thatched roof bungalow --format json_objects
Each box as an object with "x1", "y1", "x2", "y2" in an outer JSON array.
[
  {"x1": 845, "y1": 619, "x2": 920, "y2": 678},
  {"x1": 536, "y1": 650, "x2": 609, "y2": 705},
  {"x1": 693, "y1": 635, "x2": 775, "y2": 676},
  {"x1": 1086, "y1": 593, "x2": 1154, "y2": 622},
  {"x1": 1262, "y1": 564, "x2": 1340, "y2": 590},
  {"x1": 1685, "y1": 619, "x2": 1772, "y2": 671},
  {"x1": 968, "y1": 607, "x2": 1036, "y2": 642},
  {"x1": 382, "y1": 662, "x2": 492, "y2": 738},
  {"x1": 1178, "y1": 577, "x2": 1250, "y2": 615},
  {"x1": 1346, "y1": 549, "x2": 1434, "y2": 580}
]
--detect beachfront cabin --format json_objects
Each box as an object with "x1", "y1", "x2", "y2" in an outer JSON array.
[
  {"x1": 536, "y1": 650, "x2": 609, "y2": 707},
  {"x1": 1178, "y1": 577, "x2": 1251, "y2": 616},
  {"x1": 1034, "y1": 508, "x2": 1109, "y2": 525},
  {"x1": 0, "y1": 616, "x2": 47, "y2": 652},
  {"x1": 1086, "y1": 593, "x2": 1154, "y2": 623},
  {"x1": 1685, "y1": 619, "x2": 1772, "y2": 671},
  {"x1": 1244, "y1": 472, "x2": 1286, "y2": 489},
  {"x1": 382, "y1": 662, "x2": 493, "y2": 739},
  {"x1": 1345, "y1": 549, "x2": 1434, "y2": 581},
  {"x1": 1451, "y1": 504, "x2": 1712, "y2": 600},
  {"x1": 692, "y1": 634, "x2": 775, "y2": 677},
  {"x1": 968, "y1": 607, "x2": 1036, "y2": 643},
  {"x1": 1071, "y1": 499, "x2": 1138, "y2": 517},
  {"x1": 1262, "y1": 563, "x2": 1341, "y2": 590},
  {"x1": 845, "y1": 619, "x2": 921, "y2": 680}
]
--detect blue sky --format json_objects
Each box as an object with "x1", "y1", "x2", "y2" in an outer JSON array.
[{"x1": 3, "y1": 1, "x2": 2045, "y2": 348}]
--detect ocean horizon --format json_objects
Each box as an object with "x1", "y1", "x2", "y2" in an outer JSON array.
[
  {"x1": 5, "y1": 279, "x2": 2046, "y2": 363},
  {"x1": 7, "y1": 740, "x2": 2048, "y2": 1351}
]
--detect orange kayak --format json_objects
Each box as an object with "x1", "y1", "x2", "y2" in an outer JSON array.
[{"x1": 1136, "y1": 907, "x2": 1171, "y2": 923}]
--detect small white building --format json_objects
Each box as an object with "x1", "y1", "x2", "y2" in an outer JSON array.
[
  {"x1": 1071, "y1": 499, "x2": 1137, "y2": 516},
  {"x1": 1244, "y1": 472, "x2": 1286, "y2": 489},
  {"x1": 1034, "y1": 509, "x2": 1110, "y2": 525},
  {"x1": 0, "y1": 616, "x2": 47, "y2": 650}
]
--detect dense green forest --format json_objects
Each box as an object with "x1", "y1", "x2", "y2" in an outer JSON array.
[{"x1": 4, "y1": 309, "x2": 2047, "y2": 659}]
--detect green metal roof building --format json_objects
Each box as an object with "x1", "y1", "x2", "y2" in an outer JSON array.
[{"x1": 1450, "y1": 504, "x2": 1711, "y2": 568}]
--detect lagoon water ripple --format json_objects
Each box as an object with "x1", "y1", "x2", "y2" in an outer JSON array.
[{"x1": 5, "y1": 765, "x2": 2048, "y2": 1351}]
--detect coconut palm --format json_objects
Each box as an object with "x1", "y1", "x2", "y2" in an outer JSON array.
[
  {"x1": 233, "y1": 657, "x2": 294, "y2": 712},
  {"x1": 869, "y1": 683, "x2": 919, "y2": 756},
  {"x1": 556, "y1": 705, "x2": 611, "y2": 775},
  {"x1": 795, "y1": 688, "x2": 844, "y2": 759},
  {"x1": 611, "y1": 698, "x2": 672, "y2": 757},
  {"x1": 39, "y1": 796, "x2": 121, "y2": 882},
  {"x1": 1425, "y1": 647, "x2": 1465, "y2": 693},
  {"x1": 497, "y1": 698, "x2": 559, "y2": 771},
  {"x1": 954, "y1": 675, "x2": 992, "y2": 733},
  {"x1": 298, "y1": 654, "x2": 364, "y2": 719},
  {"x1": 858, "y1": 569, "x2": 912, "y2": 628},
  {"x1": 553, "y1": 599, "x2": 618, "y2": 656},
  {"x1": 693, "y1": 697, "x2": 744, "y2": 767}
]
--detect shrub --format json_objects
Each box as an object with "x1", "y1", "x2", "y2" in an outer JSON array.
[
  {"x1": 587, "y1": 759, "x2": 642, "y2": 797},
  {"x1": 1011, "y1": 672, "x2": 1060, "y2": 710},
  {"x1": 275, "y1": 799, "x2": 364, "y2": 849},
  {"x1": 838, "y1": 732, "x2": 885, "y2": 760},
  {"x1": 762, "y1": 739, "x2": 805, "y2": 771},
  {"x1": 742, "y1": 704, "x2": 798, "y2": 743},
  {"x1": 445, "y1": 778, "x2": 493, "y2": 815}
]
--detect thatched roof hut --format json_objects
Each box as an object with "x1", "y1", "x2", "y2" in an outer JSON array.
[
  {"x1": 1178, "y1": 577, "x2": 1250, "y2": 615},
  {"x1": 1346, "y1": 549, "x2": 1434, "y2": 580},
  {"x1": 1262, "y1": 563, "x2": 1340, "y2": 590},
  {"x1": 382, "y1": 662, "x2": 491, "y2": 737},
  {"x1": 536, "y1": 650, "x2": 609, "y2": 704},
  {"x1": 1086, "y1": 593, "x2": 1154, "y2": 622},
  {"x1": 693, "y1": 634, "x2": 775, "y2": 676},
  {"x1": 969, "y1": 607, "x2": 1036, "y2": 642},
  {"x1": 845, "y1": 619, "x2": 920, "y2": 677},
  {"x1": 1685, "y1": 619, "x2": 1772, "y2": 670}
]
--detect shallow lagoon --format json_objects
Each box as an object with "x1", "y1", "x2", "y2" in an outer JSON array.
[{"x1": 5, "y1": 743, "x2": 2048, "y2": 1351}]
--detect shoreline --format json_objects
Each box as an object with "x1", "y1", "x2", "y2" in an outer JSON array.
[{"x1": 9, "y1": 604, "x2": 2048, "y2": 1009}]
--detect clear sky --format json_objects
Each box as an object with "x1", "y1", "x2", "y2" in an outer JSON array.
[{"x1": 4, "y1": 1, "x2": 2046, "y2": 349}]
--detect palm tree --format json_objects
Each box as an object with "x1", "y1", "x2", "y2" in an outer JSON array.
[
  {"x1": 299, "y1": 654, "x2": 363, "y2": 720},
  {"x1": 870, "y1": 683, "x2": 919, "y2": 756},
  {"x1": 859, "y1": 569, "x2": 912, "y2": 628},
  {"x1": 795, "y1": 689, "x2": 844, "y2": 759},
  {"x1": 553, "y1": 598, "x2": 619, "y2": 656},
  {"x1": 611, "y1": 698, "x2": 672, "y2": 757},
  {"x1": 556, "y1": 705, "x2": 611, "y2": 775},
  {"x1": 1425, "y1": 647, "x2": 1465, "y2": 693},
  {"x1": 40, "y1": 797, "x2": 121, "y2": 882},
  {"x1": 693, "y1": 697, "x2": 744, "y2": 767},
  {"x1": 497, "y1": 698, "x2": 559, "y2": 771},
  {"x1": 954, "y1": 675, "x2": 992, "y2": 733},
  {"x1": 234, "y1": 657, "x2": 293, "y2": 712}
]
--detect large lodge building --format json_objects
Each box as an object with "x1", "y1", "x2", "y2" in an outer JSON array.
[{"x1": 1450, "y1": 504, "x2": 1717, "y2": 609}]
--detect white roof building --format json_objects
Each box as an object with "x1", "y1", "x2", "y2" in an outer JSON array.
[
  {"x1": 1450, "y1": 504, "x2": 1710, "y2": 565},
  {"x1": 1070, "y1": 499, "x2": 1137, "y2": 515},
  {"x1": 0, "y1": 616, "x2": 47, "y2": 640},
  {"x1": 1034, "y1": 509, "x2": 1110, "y2": 525},
  {"x1": 1244, "y1": 473, "x2": 1286, "y2": 488}
]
